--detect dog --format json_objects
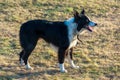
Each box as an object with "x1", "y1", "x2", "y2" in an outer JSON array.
[{"x1": 19, "y1": 9, "x2": 97, "y2": 73}]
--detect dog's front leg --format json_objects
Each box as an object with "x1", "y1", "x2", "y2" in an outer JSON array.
[
  {"x1": 58, "y1": 48, "x2": 67, "y2": 73},
  {"x1": 68, "y1": 48, "x2": 79, "y2": 69}
]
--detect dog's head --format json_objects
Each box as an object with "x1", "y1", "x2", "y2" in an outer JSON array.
[{"x1": 73, "y1": 9, "x2": 97, "y2": 32}]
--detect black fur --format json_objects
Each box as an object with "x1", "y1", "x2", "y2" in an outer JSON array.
[{"x1": 19, "y1": 20, "x2": 70, "y2": 65}]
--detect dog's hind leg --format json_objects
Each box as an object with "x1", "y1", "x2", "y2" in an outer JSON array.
[
  {"x1": 67, "y1": 48, "x2": 79, "y2": 69},
  {"x1": 20, "y1": 34, "x2": 38, "y2": 70},
  {"x1": 22, "y1": 42, "x2": 37, "y2": 70}
]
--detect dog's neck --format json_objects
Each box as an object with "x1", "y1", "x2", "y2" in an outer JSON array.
[
  {"x1": 65, "y1": 17, "x2": 75, "y2": 25},
  {"x1": 65, "y1": 17, "x2": 86, "y2": 34},
  {"x1": 64, "y1": 17, "x2": 79, "y2": 42},
  {"x1": 65, "y1": 17, "x2": 79, "y2": 35}
]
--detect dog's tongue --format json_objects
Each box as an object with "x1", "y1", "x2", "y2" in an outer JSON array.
[{"x1": 87, "y1": 26, "x2": 93, "y2": 32}]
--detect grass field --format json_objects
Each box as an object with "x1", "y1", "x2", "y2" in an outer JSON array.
[{"x1": 0, "y1": 0, "x2": 120, "y2": 80}]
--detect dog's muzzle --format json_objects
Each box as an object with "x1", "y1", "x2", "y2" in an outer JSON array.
[{"x1": 86, "y1": 21, "x2": 97, "y2": 32}]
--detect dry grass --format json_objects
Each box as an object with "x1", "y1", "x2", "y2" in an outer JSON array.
[{"x1": 0, "y1": 0, "x2": 120, "y2": 80}]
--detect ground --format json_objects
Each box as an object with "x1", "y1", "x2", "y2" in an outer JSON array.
[{"x1": 0, "y1": 0, "x2": 120, "y2": 80}]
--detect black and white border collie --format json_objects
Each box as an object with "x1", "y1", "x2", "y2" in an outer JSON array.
[{"x1": 19, "y1": 9, "x2": 97, "y2": 73}]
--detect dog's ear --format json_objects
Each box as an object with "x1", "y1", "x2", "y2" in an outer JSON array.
[
  {"x1": 73, "y1": 9, "x2": 79, "y2": 19},
  {"x1": 80, "y1": 9, "x2": 85, "y2": 14}
]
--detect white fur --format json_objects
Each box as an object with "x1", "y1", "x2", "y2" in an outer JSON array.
[
  {"x1": 64, "y1": 17, "x2": 80, "y2": 70},
  {"x1": 20, "y1": 58, "x2": 25, "y2": 65},
  {"x1": 59, "y1": 63, "x2": 67, "y2": 73},
  {"x1": 20, "y1": 58, "x2": 33, "y2": 70},
  {"x1": 69, "y1": 39, "x2": 78, "y2": 49},
  {"x1": 26, "y1": 63, "x2": 33, "y2": 70},
  {"x1": 67, "y1": 52, "x2": 79, "y2": 69},
  {"x1": 89, "y1": 21, "x2": 96, "y2": 26}
]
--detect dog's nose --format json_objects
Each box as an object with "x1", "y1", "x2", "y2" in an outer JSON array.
[{"x1": 95, "y1": 23, "x2": 97, "y2": 26}]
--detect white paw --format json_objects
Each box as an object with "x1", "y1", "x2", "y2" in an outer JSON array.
[
  {"x1": 20, "y1": 59, "x2": 25, "y2": 66},
  {"x1": 59, "y1": 63, "x2": 67, "y2": 73},
  {"x1": 70, "y1": 61, "x2": 79, "y2": 69},
  {"x1": 26, "y1": 66, "x2": 33, "y2": 70},
  {"x1": 26, "y1": 64, "x2": 33, "y2": 70},
  {"x1": 72, "y1": 65, "x2": 80, "y2": 69},
  {"x1": 60, "y1": 69, "x2": 68, "y2": 73}
]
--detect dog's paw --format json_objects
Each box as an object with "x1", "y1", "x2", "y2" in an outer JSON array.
[
  {"x1": 60, "y1": 69, "x2": 68, "y2": 73},
  {"x1": 72, "y1": 65, "x2": 80, "y2": 69},
  {"x1": 26, "y1": 67, "x2": 34, "y2": 70},
  {"x1": 26, "y1": 66, "x2": 34, "y2": 70},
  {"x1": 20, "y1": 59, "x2": 25, "y2": 66},
  {"x1": 26, "y1": 64, "x2": 33, "y2": 70}
]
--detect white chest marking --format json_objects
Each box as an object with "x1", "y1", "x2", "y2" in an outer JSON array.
[{"x1": 69, "y1": 39, "x2": 78, "y2": 49}]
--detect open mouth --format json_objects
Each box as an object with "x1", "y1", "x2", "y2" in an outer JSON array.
[
  {"x1": 86, "y1": 26, "x2": 93, "y2": 32},
  {"x1": 86, "y1": 21, "x2": 97, "y2": 32}
]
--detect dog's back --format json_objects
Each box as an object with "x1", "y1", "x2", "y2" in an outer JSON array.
[{"x1": 19, "y1": 19, "x2": 69, "y2": 49}]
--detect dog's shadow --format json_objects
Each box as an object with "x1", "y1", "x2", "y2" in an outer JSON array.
[
  {"x1": 32, "y1": 62, "x2": 60, "y2": 75},
  {"x1": 0, "y1": 62, "x2": 60, "y2": 79}
]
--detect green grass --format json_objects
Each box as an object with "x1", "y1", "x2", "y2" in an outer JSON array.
[{"x1": 0, "y1": 0, "x2": 120, "y2": 80}]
